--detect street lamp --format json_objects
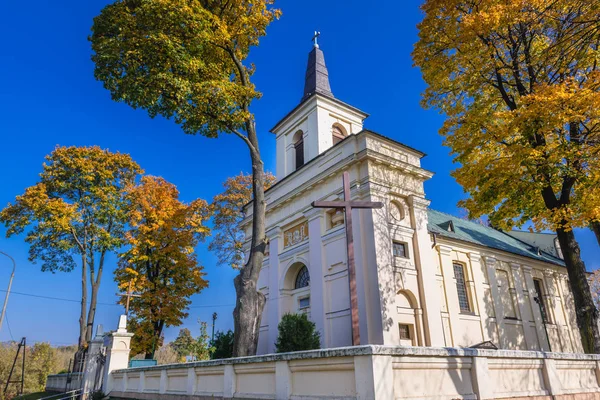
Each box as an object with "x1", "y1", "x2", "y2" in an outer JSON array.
[{"x1": 0, "y1": 251, "x2": 16, "y2": 332}]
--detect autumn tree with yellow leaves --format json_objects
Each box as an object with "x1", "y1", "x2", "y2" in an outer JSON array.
[
  {"x1": 116, "y1": 176, "x2": 210, "y2": 359},
  {"x1": 0, "y1": 146, "x2": 142, "y2": 364},
  {"x1": 90, "y1": 0, "x2": 280, "y2": 356},
  {"x1": 414, "y1": 0, "x2": 600, "y2": 352},
  {"x1": 210, "y1": 173, "x2": 276, "y2": 270}
]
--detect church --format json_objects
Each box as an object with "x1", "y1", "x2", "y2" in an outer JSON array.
[{"x1": 241, "y1": 41, "x2": 584, "y2": 356}]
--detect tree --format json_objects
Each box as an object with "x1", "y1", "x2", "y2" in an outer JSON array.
[
  {"x1": 91, "y1": 0, "x2": 280, "y2": 357},
  {"x1": 210, "y1": 173, "x2": 276, "y2": 269},
  {"x1": 275, "y1": 313, "x2": 320, "y2": 353},
  {"x1": 189, "y1": 321, "x2": 214, "y2": 361},
  {"x1": 171, "y1": 328, "x2": 195, "y2": 361},
  {"x1": 0, "y1": 146, "x2": 142, "y2": 361},
  {"x1": 413, "y1": 0, "x2": 600, "y2": 353},
  {"x1": 210, "y1": 330, "x2": 234, "y2": 359},
  {"x1": 116, "y1": 176, "x2": 210, "y2": 359}
]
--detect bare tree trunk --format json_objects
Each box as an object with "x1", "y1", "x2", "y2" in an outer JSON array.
[
  {"x1": 590, "y1": 221, "x2": 600, "y2": 248},
  {"x1": 556, "y1": 227, "x2": 600, "y2": 353},
  {"x1": 232, "y1": 120, "x2": 267, "y2": 357}
]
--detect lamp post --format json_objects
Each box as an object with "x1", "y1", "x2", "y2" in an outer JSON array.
[{"x1": 0, "y1": 251, "x2": 16, "y2": 332}]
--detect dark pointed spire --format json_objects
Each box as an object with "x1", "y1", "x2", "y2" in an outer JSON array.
[{"x1": 302, "y1": 32, "x2": 333, "y2": 102}]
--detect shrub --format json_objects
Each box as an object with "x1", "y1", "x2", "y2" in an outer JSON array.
[
  {"x1": 210, "y1": 330, "x2": 234, "y2": 359},
  {"x1": 275, "y1": 313, "x2": 320, "y2": 353}
]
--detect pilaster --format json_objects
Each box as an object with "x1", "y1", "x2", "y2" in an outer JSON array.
[
  {"x1": 408, "y1": 195, "x2": 445, "y2": 346},
  {"x1": 223, "y1": 364, "x2": 236, "y2": 399},
  {"x1": 267, "y1": 227, "x2": 282, "y2": 353},
  {"x1": 522, "y1": 265, "x2": 551, "y2": 351},
  {"x1": 468, "y1": 253, "x2": 492, "y2": 342},
  {"x1": 510, "y1": 263, "x2": 538, "y2": 350},
  {"x1": 483, "y1": 256, "x2": 508, "y2": 348},
  {"x1": 304, "y1": 208, "x2": 327, "y2": 347},
  {"x1": 438, "y1": 244, "x2": 459, "y2": 347},
  {"x1": 275, "y1": 361, "x2": 292, "y2": 399}
]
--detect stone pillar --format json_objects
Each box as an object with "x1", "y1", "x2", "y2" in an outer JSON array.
[
  {"x1": 438, "y1": 244, "x2": 459, "y2": 347},
  {"x1": 471, "y1": 356, "x2": 493, "y2": 399},
  {"x1": 275, "y1": 361, "x2": 292, "y2": 399},
  {"x1": 408, "y1": 196, "x2": 445, "y2": 346},
  {"x1": 510, "y1": 263, "x2": 537, "y2": 350},
  {"x1": 522, "y1": 266, "x2": 551, "y2": 351},
  {"x1": 101, "y1": 315, "x2": 134, "y2": 395},
  {"x1": 267, "y1": 227, "x2": 282, "y2": 353},
  {"x1": 223, "y1": 364, "x2": 236, "y2": 399},
  {"x1": 304, "y1": 209, "x2": 327, "y2": 347},
  {"x1": 82, "y1": 325, "x2": 105, "y2": 398},
  {"x1": 354, "y1": 355, "x2": 394, "y2": 400},
  {"x1": 469, "y1": 253, "x2": 492, "y2": 342},
  {"x1": 483, "y1": 256, "x2": 508, "y2": 348}
]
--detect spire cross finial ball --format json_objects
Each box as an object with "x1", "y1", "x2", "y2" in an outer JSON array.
[{"x1": 312, "y1": 31, "x2": 321, "y2": 48}]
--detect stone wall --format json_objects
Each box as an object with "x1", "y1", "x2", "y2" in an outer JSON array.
[
  {"x1": 107, "y1": 346, "x2": 600, "y2": 400},
  {"x1": 45, "y1": 372, "x2": 83, "y2": 392}
]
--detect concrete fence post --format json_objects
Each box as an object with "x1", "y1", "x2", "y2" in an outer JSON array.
[
  {"x1": 139, "y1": 371, "x2": 145, "y2": 393},
  {"x1": 471, "y1": 356, "x2": 492, "y2": 399},
  {"x1": 223, "y1": 364, "x2": 236, "y2": 399},
  {"x1": 186, "y1": 367, "x2": 196, "y2": 395},
  {"x1": 542, "y1": 358, "x2": 562, "y2": 396},
  {"x1": 159, "y1": 369, "x2": 167, "y2": 394},
  {"x1": 354, "y1": 354, "x2": 394, "y2": 400},
  {"x1": 275, "y1": 361, "x2": 292, "y2": 399}
]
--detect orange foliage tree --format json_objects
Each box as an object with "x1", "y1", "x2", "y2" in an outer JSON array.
[{"x1": 116, "y1": 176, "x2": 210, "y2": 359}]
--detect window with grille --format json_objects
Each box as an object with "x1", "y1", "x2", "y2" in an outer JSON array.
[
  {"x1": 393, "y1": 241, "x2": 408, "y2": 258},
  {"x1": 399, "y1": 324, "x2": 412, "y2": 340},
  {"x1": 453, "y1": 263, "x2": 471, "y2": 313},
  {"x1": 295, "y1": 265, "x2": 310, "y2": 289},
  {"x1": 533, "y1": 279, "x2": 549, "y2": 323}
]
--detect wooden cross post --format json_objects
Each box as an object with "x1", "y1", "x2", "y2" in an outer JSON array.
[
  {"x1": 117, "y1": 280, "x2": 141, "y2": 316},
  {"x1": 311, "y1": 171, "x2": 383, "y2": 345}
]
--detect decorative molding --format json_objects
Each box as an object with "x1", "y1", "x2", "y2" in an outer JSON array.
[{"x1": 437, "y1": 244, "x2": 453, "y2": 256}]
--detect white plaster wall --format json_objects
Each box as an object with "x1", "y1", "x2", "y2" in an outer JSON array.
[{"x1": 107, "y1": 346, "x2": 600, "y2": 400}]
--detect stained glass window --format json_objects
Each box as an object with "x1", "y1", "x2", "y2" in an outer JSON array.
[
  {"x1": 295, "y1": 265, "x2": 310, "y2": 289},
  {"x1": 453, "y1": 263, "x2": 471, "y2": 313}
]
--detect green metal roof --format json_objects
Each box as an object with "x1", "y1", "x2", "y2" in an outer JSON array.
[{"x1": 427, "y1": 209, "x2": 565, "y2": 266}]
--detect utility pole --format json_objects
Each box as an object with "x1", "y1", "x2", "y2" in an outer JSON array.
[
  {"x1": 0, "y1": 251, "x2": 16, "y2": 332},
  {"x1": 212, "y1": 312, "x2": 217, "y2": 342},
  {"x1": 4, "y1": 337, "x2": 26, "y2": 397}
]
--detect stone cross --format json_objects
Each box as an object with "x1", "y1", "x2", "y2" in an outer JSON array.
[
  {"x1": 312, "y1": 171, "x2": 383, "y2": 345},
  {"x1": 117, "y1": 280, "x2": 141, "y2": 316},
  {"x1": 312, "y1": 31, "x2": 321, "y2": 48}
]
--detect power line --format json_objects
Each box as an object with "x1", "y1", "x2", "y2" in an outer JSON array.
[
  {"x1": 5, "y1": 312, "x2": 14, "y2": 342},
  {"x1": 0, "y1": 289, "x2": 235, "y2": 309}
]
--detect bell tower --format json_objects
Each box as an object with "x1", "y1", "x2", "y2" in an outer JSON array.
[{"x1": 270, "y1": 34, "x2": 369, "y2": 180}]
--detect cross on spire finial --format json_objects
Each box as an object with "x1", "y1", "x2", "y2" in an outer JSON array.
[{"x1": 312, "y1": 31, "x2": 321, "y2": 48}]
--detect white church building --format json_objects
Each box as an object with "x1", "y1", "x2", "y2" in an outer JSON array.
[{"x1": 242, "y1": 42, "x2": 583, "y2": 356}]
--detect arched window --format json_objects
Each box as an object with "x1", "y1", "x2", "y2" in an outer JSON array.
[
  {"x1": 293, "y1": 130, "x2": 304, "y2": 170},
  {"x1": 332, "y1": 125, "x2": 346, "y2": 146},
  {"x1": 294, "y1": 265, "x2": 310, "y2": 289}
]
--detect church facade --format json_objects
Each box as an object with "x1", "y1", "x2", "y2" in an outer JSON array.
[{"x1": 241, "y1": 43, "x2": 583, "y2": 355}]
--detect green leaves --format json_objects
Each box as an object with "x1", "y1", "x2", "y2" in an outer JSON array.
[
  {"x1": 0, "y1": 146, "x2": 142, "y2": 273},
  {"x1": 90, "y1": 0, "x2": 280, "y2": 138}
]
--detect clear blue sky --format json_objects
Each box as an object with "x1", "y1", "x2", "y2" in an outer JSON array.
[{"x1": 0, "y1": 0, "x2": 598, "y2": 347}]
